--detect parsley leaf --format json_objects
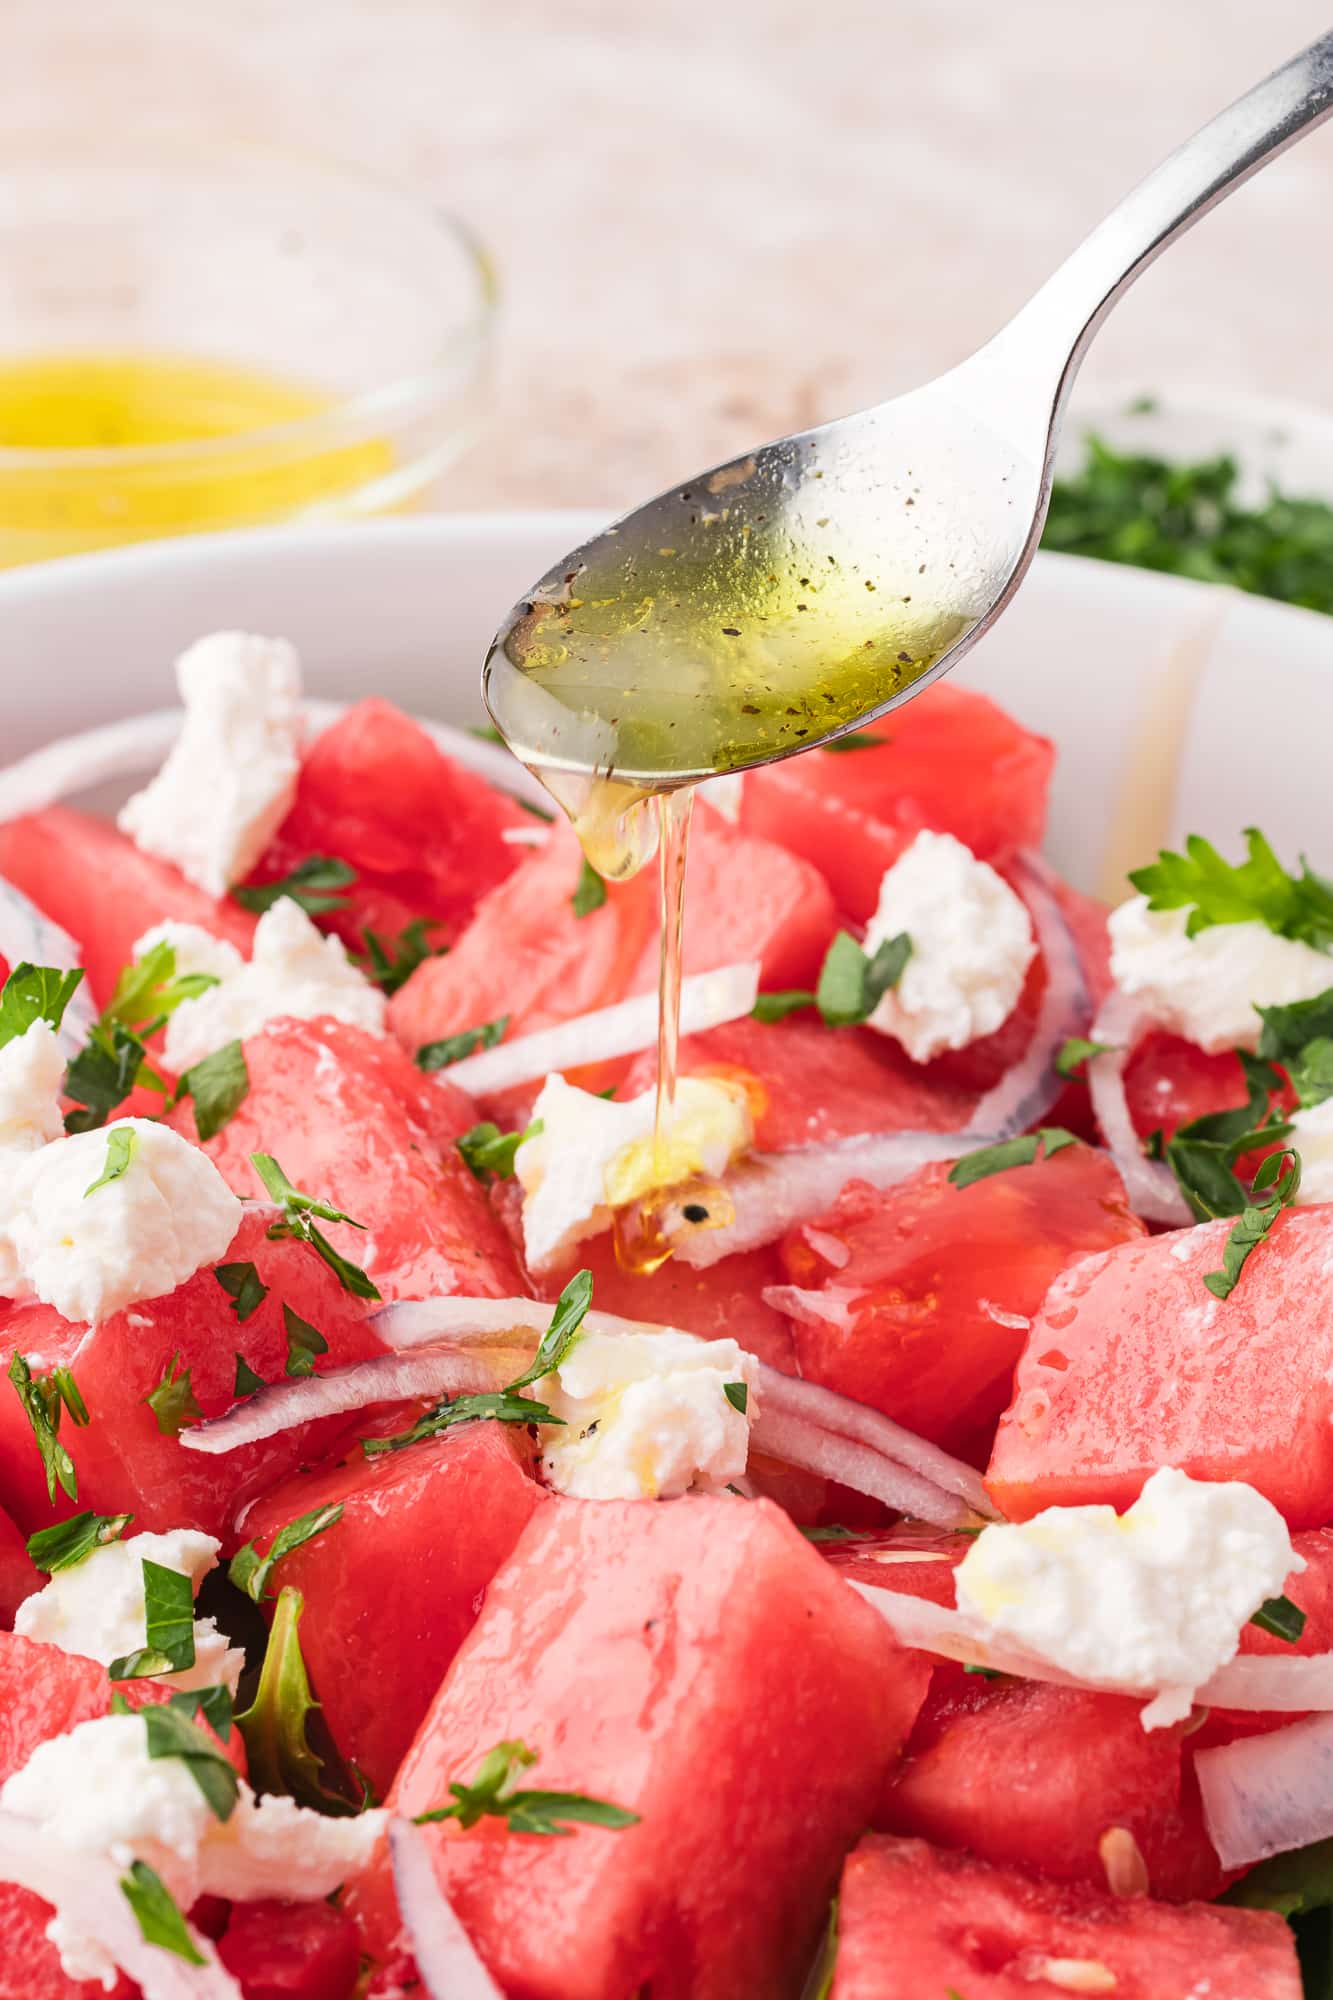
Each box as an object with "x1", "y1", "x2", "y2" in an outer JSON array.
[
  {"x1": 233, "y1": 1354, "x2": 266, "y2": 1398},
  {"x1": 64, "y1": 1021, "x2": 149, "y2": 1134},
  {"x1": 751, "y1": 989, "x2": 817, "y2": 1023},
  {"x1": 235, "y1": 1585, "x2": 361, "y2": 1814},
  {"x1": 170, "y1": 1683, "x2": 234, "y2": 1742},
  {"x1": 1289, "y1": 1037, "x2": 1333, "y2": 1111},
  {"x1": 1129, "y1": 829, "x2": 1333, "y2": 951},
  {"x1": 361, "y1": 918, "x2": 446, "y2": 997},
  {"x1": 948, "y1": 1127, "x2": 1079, "y2": 1189},
  {"x1": 231, "y1": 856, "x2": 357, "y2": 916},
  {"x1": 145, "y1": 1352, "x2": 203, "y2": 1437},
  {"x1": 456, "y1": 1117, "x2": 542, "y2": 1182},
  {"x1": 250, "y1": 1152, "x2": 381, "y2": 1301},
  {"x1": 571, "y1": 858, "x2": 607, "y2": 918},
  {"x1": 1163, "y1": 1053, "x2": 1292, "y2": 1222},
  {"x1": 1251, "y1": 1593, "x2": 1307, "y2": 1644},
  {"x1": 416, "y1": 1014, "x2": 510, "y2": 1072},
  {"x1": 816, "y1": 929, "x2": 912, "y2": 1027},
  {"x1": 120, "y1": 1859, "x2": 205, "y2": 1966},
  {"x1": 229, "y1": 1502, "x2": 344, "y2": 1604},
  {"x1": 506, "y1": 1268, "x2": 594, "y2": 1393},
  {"x1": 63, "y1": 938, "x2": 214, "y2": 1132},
  {"x1": 283, "y1": 1303, "x2": 329, "y2": 1379},
  {"x1": 26, "y1": 1509, "x2": 132, "y2": 1574},
  {"x1": 175, "y1": 1040, "x2": 249, "y2": 1142},
  {"x1": 214, "y1": 1261, "x2": 269, "y2": 1323},
  {"x1": 412, "y1": 1738, "x2": 639, "y2": 1838},
  {"x1": 8, "y1": 1353, "x2": 85, "y2": 1503},
  {"x1": 0, "y1": 962, "x2": 84, "y2": 1049},
  {"x1": 108, "y1": 1557, "x2": 197, "y2": 1680},
  {"x1": 83, "y1": 1125, "x2": 137, "y2": 1196},
  {"x1": 142, "y1": 1701, "x2": 239, "y2": 1821},
  {"x1": 1056, "y1": 1035, "x2": 1118, "y2": 1078},
  {"x1": 724, "y1": 1380, "x2": 749, "y2": 1414},
  {"x1": 362, "y1": 1390, "x2": 560, "y2": 1457},
  {"x1": 1257, "y1": 986, "x2": 1333, "y2": 1065},
  {"x1": 1202, "y1": 1147, "x2": 1301, "y2": 1300}
]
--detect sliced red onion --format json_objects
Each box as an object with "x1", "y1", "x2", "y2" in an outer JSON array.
[
  {"x1": 968, "y1": 852, "x2": 1091, "y2": 1136},
  {"x1": 1198, "y1": 1650, "x2": 1333, "y2": 1713},
  {"x1": 0, "y1": 1810, "x2": 239, "y2": 1998},
  {"x1": 753, "y1": 1409, "x2": 980, "y2": 1529},
  {"x1": 1085, "y1": 990, "x2": 1191, "y2": 1226},
  {"x1": 443, "y1": 960, "x2": 760, "y2": 1097},
  {"x1": 372, "y1": 1296, "x2": 666, "y2": 1350},
  {"x1": 1196, "y1": 1711, "x2": 1333, "y2": 1868},
  {"x1": 0, "y1": 874, "x2": 96, "y2": 1053},
  {"x1": 179, "y1": 1348, "x2": 520, "y2": 1456},
  {"x1": 389, "y1": 1819, "x2": 504, "y2": 2000}
]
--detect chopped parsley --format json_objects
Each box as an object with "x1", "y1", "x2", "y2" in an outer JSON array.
[
  {"x1": 571, "y1": 858, "x2": 607, "y2": 918},
  {"x1": 1163, "y1": 1053, "x2": 1293, "y2": 1222},
  {"x1": 250, "y1": 1152, "x2": 381, "y2": 1301},
  {"x1": 83, "y1": 1125, "x2": 137, "y2": 1196},
  {"x1": 362, "y1": 1389, "x2": 561, "y2": 1458},
  {"x1": 174, "y1": 1039, "x2": 249, "y2": 1142},
  {"x1": 948, "y1": 1127, "x2": 1079, "y2": 1190},
  {"x1": 412, "y1": 1738, "x2": 639, "y2": 1837},
  {"x1": 142, "y1": 1700, "x2": 239, "y2": 1821},
  {"x1": 1257, "y1": 983, "x2": 1333, "y2": 1111},
  {"x1": 751, "y1": 989, "x2": 818, "y2": 1023},
  {"x1": 108, "y1": 1557, "x2": 197, "y2": 1680},
  {"x1": 506, "y1": 1268, "x2": 593, "y2": 1393},
  {"x1": 233, "y1": 1354, "x2": 266, "y2": 1398},
  {"x1": 361, "y1": 918, "x2": 446, "y2": 997},
  {"x1": 0, "y1": 961, "x2": 84, "y2": 1049},
  {"x1": 1055, "y1": 1035, "x2": 1118, "y2": 1078},
  {"x1": 231, "y1": 855, "x2": 356, "y2": 916},
  {"x1": 214, "y1": 1260, "x2": 269, "y2": 1323},
  {"x1": 755, "y1": 927, "x2": 912, "y2": 1028},
  {"x1": 145, "y1": 1352, "x2": 203, "y2": 1437},
  {"x1": 1129, "y1": 829, "x2": 1333, "y2": 952},
  {"x1": 64, "y1": 1022, "x2": 150, "y2": 1134},
  {"x1": 63, "y1": 937, "x2": 217, "y2": 1132},
  {"x1": 120, "y1": 1859, "x2": 205, "y2": 1966},
  {"x1": 26, "y1": 1508, "x2": 132, "y2": 1574},
  {"x1": 283, "y1": 1303, "x2": 329, "y2": 1379},
  {"x1": 417, "y1": 1014, "x2": 510, "y2": 1072},
  {"x1": 1202, "y1": 1146, "x2": 1301, "y2": 1301},
  {"x1": 236, "y1": 1585, "x2": 361, "y2": 1814},
  {"x1": 8, "y1": 1353, "x2": 87, "y2": 1503},
  {"x1": 456, "y1": 1117, "x2": 542, "y2": 1182},
  {"x1": 1251, "y1": 1593, "x2": 1307, "y2": 1644},
  {"x1": 229, "y1": 1501, "x2": 344, "y2": 1604},
  {"x1": 723, "y1": 1380, "x2": 749, "y2": 1414}
]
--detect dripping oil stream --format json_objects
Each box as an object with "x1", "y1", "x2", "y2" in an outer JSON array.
[{"x1": 654, "y1": 788, "x2": 694, "y2": 1162}]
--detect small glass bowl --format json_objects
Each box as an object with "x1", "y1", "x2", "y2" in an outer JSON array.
[{"x1": 0, "y1": 132, "x2": 497, "y2": 565}]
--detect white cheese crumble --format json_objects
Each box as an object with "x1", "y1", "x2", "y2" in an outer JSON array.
[
  {"x1": 1107, "y1": 897, "x2": 1333, "y2": 1054},
  {"x1": 14, "y1": 1528, "x2": 243, "y2": 1694},
  {"x1": 118, "y1": 630, "x2": 304, "y2": 898},
  {"x1": 861, "y1": 830, "x2": 1036, "y2": 1063},
  {"x1": 133, "y1": 919, "x2": 245, "y2": 986},
  {"x1": 539, "y1": 1327, "x2": 757, "y2": 1501},
  {"x1": 1290, "y1": 1096, "x2": 1333, "y2": 1205},
  {"x1": 955, "y1": 1466, "x2": 1299, "y2": 1728},
  {"x1": 0, "y1": 1118, "x2": 241, "y2": 1326},
  {"x1": 1, "y1": 1712, "x2": 386, "y2": 1985},
  {"x1": 0, "y1": 1020, "x2": 65, "y2": 1157},
  {"x1": 161, "y1": 897, "x2": 386, "y2": 1072},
  {"x1": 515, "y1": 1072, "x2": 753, "y2": 1271}
]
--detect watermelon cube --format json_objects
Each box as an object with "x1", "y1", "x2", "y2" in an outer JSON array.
[
  {"x1": 531, "y1": 1234, "x2": 798, "y2": 1372},
  {"x1": 829, "y1": 1835, "x2": 1300, "y2": 1998},
  {"x1": 217, "y1": 1899, "x2": 360, "y2": 2000},
  {"x1": 353, "y1": 1495, "x2": 930, "y2": 1999},
  {"x1": 237, "y1": 1422, "x2": 546, "y2": 1798}
]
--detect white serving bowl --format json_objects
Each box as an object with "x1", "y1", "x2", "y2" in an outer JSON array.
[{"x1": 1, "y1": 516, "x2": 1331, "y2": 902}]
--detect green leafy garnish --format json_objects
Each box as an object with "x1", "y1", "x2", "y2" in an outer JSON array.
[
  {"x1": 0, "y1": 962, "x2": 84, "y2": 1050},
  {"x1": 571, "y1": 858, "x2": 607, "y2": 918},
  {"x1": 506, "y1": 1268, "x2": 593, "y2": 1393},
  {"x1": 412, "y1": 1738, "x2": 639, "y2": 1838},
  {"x1": 26, "y1": 1509, "x2": 132, "y2": 1574},
  {"x1": 214, "y1": 1260, "x2": 269, "y2": 1323},
  {"x1": 1289, "y1": 1038, "x2": 1333, "y2": 1113},
  {"x1": 362, "y1": 1390, "x2": 560, "y2": 1457},
  {"x1": 724, "y1": 1380, "x2": 749, "y2": 1414},
  {"x1": 108, "y1": 1558, "x2": 196, "y2": 1680},
  {"x1": 1158, "y1": 1052, "x2": 1292, "y2": 1223},
  {"x1": 233, "y1": 1354, "x2": 266, "y2": 1398},
  {"x1": 816, "y1": 929, "x2": 912, "y2": 1028},
  {"x1": 142, "y1": 1701, "x2": 239, "y2": 1821},
  {"x1": 170, "y1": 1683, "x2": 234, "y2": 1742},
  {"x1": 751, "y1": 989, "x2": 818, "y2": 1023},
  {"x1": 251, "y1": 1152, "x2": 380, "y2": 1301},
  {"x1": 145, "y1": 1352, "x2": 203, "y2": 1437},
  {"x1": 83, "y1": 1125, "x2": 138, "y2": 1196},
  {"x1": 1055, "y1": 1035, "x2": 1118, "y2": 1078},
  {"x1": 456, "y1": 1117, "x2": 542, "y2": 1183},
  {"x1": 1255, "y1": 984, "x2": 1333, "y2": 1112},
  {"x1": 283, "y1": 1304, "x2": 329, "y2": 1379},
  {"x1": 8, "y1": 1353, "x2": 86, "y2": 1503},
  {"x1": 1129, "y1": 829, "x2": 1333, "y2": 952},
  {"x1": 417, "y1": 1015, "x2": 509, "y2": 1072},
  {"x1": 175, "y1": 1040, "x2": 249, "y2": 1142},
  {"x1": 948, "y1": 1127, "x2": 1079, "y2": 1189},
  {"x1": 120, "y1": 1859, "x2": 206, "y2": 1965},
  {"x1": 361, "y1": 919, "x2": 446, "y2": 997},
  {"x1": 63, "y1": 937, "x2": 216, "y2": 1132},
  {"x1": 235, "y1": 1586, "x2": 359, "y2": 1814},
  {"x1": 1202, "y1": 1147, "x2": 1302, "y2": 1301},
  {"x1": 229, "y1": 1502, "x2": 344, "y2": 1604},
  {"x1": 1251, "y1": 1593, "x2": 1307, "y2": 1644},
  {"x1": 64, "y1": 1022, "x2": 150, "y2": 1133},
  {"x1": 799, "y1": 1524, "x2": 879, "y2": 1544},
  {"x1": 1227, "y1": 1837, "x2": 1333, "y2": 1917},
  {"x1": 821, "y1": 731, "x2": 887, "y2": 753},
  {"x1": 231, "y1": 856, "x2": 357, "y2": 916}
]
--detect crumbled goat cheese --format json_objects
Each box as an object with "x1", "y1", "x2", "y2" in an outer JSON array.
[
  {"x1": 1108, "y1": 897, "x2": 1333, "y2": 1054},
  {"x1": 133, "y1": 920, "x2": 245, "y2": 986}
]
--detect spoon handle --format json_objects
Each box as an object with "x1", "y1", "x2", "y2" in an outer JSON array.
[{"x1": 998, "y1": 31, "x2": 1333, "y2": 384}]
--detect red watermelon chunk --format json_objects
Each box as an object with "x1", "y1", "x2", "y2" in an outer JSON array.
[
  {"x1": 530, "y1": 1235, "x2": 797, "y2": 1372},
  {"x1": 775, "y1": 1149, "x2": 1145, "y2": 1457},
  {"x1": 1123, "y1": 1029, "x2": 1298, "y2": 1175},
  {"x1": 830, "y1": 1835, "x2": 1300, "y2": 1999},
  {"x1": 740, "y1": 682, "x2": 1055, "y2": 923},
  {"x1": 237, "y1": 1423, "x2": 546, "y2": 1798},
  {"x1": 0, "y1": 807, "x2": 255, "y2": 1008},
  {"x1": 218, "y1": 1899, "x2": 360, "y2": 2000},
  {"x1": 244, "y1": 700, "x2": 527, "y2": 956},
  {"x1": 352, "y1": 1495, "x2": 930, "y2": 1999},
  {"x1": 0, "y1": 1505, "x2": 38, "y2": 1629},
  {"x1": 164, "y1": 1017, "x2": 522, "y2": 1302},
  {"x1": 0, "y1": 1210, "x2": 383, "y2": 1545},
  {"x1": 986, "y1": 1206, "x2": 1333, "y2": 1527}
]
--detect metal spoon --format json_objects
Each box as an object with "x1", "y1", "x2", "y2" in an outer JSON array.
[{"x1": 484, "y1": 32, "x2": 1333, "y2": 800}]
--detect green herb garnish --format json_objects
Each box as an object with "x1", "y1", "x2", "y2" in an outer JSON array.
[
  {"x1": 83, "y1": 1125, "x2": 138, "y2": 1196},
  {"x1": 142, "y1": 1701, "x2": 239, "y2": 1821},
  {"x1": 505, "y1": 1268, "x2": 593, "y2": 1393},
  {"x1": 120, "y1": 1859, "x2": 206, "y2": 1965},
  {"x1": 175, "y1": 1040, "x2": 249, "y2": 1142},
  {"x1": 26, "y1": 1509, "x2": 132, "y2": 1574},
  {"x1": 233, "y1": 1354, "x2": 266, "y2": 1398},
  {"x1": 723, "y1": 1380, "x2": 749, "y2": 1414},
  {"x1": 456, "y1": 1117, "x2": 542, "y2": 1183},
  {"x1": 0, "y1": 962, "x2": 84, "y2": 1049},
  {"x1": 283, "y1": 1304, "x2": 329, "y2": 1379},
  {"x1": 417, "y1": 1015, "x2": 510, "y2": 1072},
  {"x1": 250, "y1": 1152, "x2": 380, "y2": 1301},
  {"x1": 1130, "y1": 829, "x2": 1333, "y2": 952},
  {"x1": 361, "y1": 919, "x2": 446, "y2": 997},
  {"x1": 412, "y1": 1738, "x2": 639, "y2": 1838},
  {"x1": 235, "y1": 1586, "x2": 359, "y2": 1814},
  {"x1": 214, "y1": 1260, "x2": 269, "y2": 1323},
  {"x1": 231, "y1": 856, "x2": 356, "y2": 916},
  {"x1": 571, "y1": 858, "x2": 607, "y2": 918},
  {"x1": 229, "y1": 1502, "x2": 344, "y2": 1604},
  {"x1": 1055, "y1": 1035, "x2": 1118, "y2": 1078},
  {"x1": 63, "y1": 937, "x2": 216, "y2": 1132},
  {"x1": 1202, "y1": 1147, "x2": 1302, "y2": 1300},
  {"x1": 362, "y1": 1390, "x2": 560, "y2": 1458},
  {"x1": 754, "y1": 928, "x2": 911, "y2": 1028},
  {"x1": 8, "y1": 1353, "x2": 86, "y2": 1503},
  {"x1": 1251, "y1": 1593, "x2": 1307, "y2": 1644},
  {"x1": 145, "y1": 1352, "x2": 203, "y2": 1437},
  {"x1": 948, "y1": 1127, "x2": 1079, "y2": 1190},
  {"x1": 108, "y1": 1558, "x2": 196, "y2": 1680}
]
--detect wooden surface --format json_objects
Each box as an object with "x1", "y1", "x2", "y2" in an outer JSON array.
[{"x1": 8, "y1": 0, "x2": 1333, "y2": 510}]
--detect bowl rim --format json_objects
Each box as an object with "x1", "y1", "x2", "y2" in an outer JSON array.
[{"x1": 0, "y1": 130, "x2": 499, "y2": 471}]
